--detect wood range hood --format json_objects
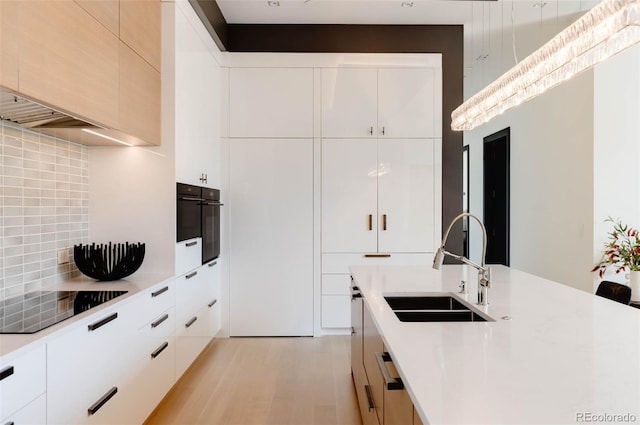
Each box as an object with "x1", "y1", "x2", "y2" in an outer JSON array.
[{"x1": 0, "y1": 87, "x2": 148, "y2": 147}]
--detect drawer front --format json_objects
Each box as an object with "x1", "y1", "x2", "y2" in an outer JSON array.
[
  {"x1": 176, "y1": 238, "x2": 202, "y2": 277},
  {"x1": 46, "y1": 302, "x2": 139, "y2": 425},
  {"x1": 1, "y1": 393, "x2": 46, "y2": 425},
  {"x1": 322, "y1": 274, "x2": 352, "y2": 295},
  {"x1": 0, "y1": 344, "x2": 46, "y2": 421},
  {"x1": 135, "y1": 280, "x2": 175, "y2": 330},
  {"x1": 202, "y1": 297, "x2": 221, "y2": 340},
  {"x1": 175, "y1": 266, "x2": 206, "y2": 325},
  {"x1": 322, "y1": 253, "x2": 433, "y2": 274},
  {"x1": 138, "y1": 307, "x2": 176, "y2": 355},
  {"x1": 321, "y1": 295, "x2": 351, "y2": 328},
  {"x1": 175, "y1": 315, "x2": 206, "y2": 378}
]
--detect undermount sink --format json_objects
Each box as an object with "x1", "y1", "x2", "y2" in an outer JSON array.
[{"x1": 384, "y1": 295, "x2": 492, "y2": 322}]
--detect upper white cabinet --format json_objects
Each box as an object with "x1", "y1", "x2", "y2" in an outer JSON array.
[
  {"x1": 321, "y1": 68, "x2": 377, "y2": 138},
  {"x1": 378, "y1": 68, "x2": 437, "y2": 138},
  {"x1": 229, "y1": 68, "x2": 314, "y2": 138},
  {"x1": 321, "y1": 67, "x2": 438, "y2": 138},
  {"x1": 322, "y1": 138, "x2": 438, "y2": 254},
  {"x1": 172, "y1": 3, "x2": 222, "y2": 187}
]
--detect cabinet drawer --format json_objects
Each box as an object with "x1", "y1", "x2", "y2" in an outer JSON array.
[
  {"x1": 1, "y1": 393, "x2": 46, "y2": 425},
  {"x1": 322, "y1": 274, "x2": 352, "y2": 295},
  {"x1": 175, "y1": 313, "x2": 206, "y2": 378},
  {"x1": 134, "y1": 279, "x2": 175, "y2": 330},
  {"x1": 321, "y1": 295, "x2": 351, "y2": 328},
  {"x1": 322, "y1": 253, "x2": 433, "y2": 274},
  {"x1": 175, "y1": 266, "x2": 206, "y2": 325},
  {"x1": 46, "y1": 301, "x2": 138, "y2": 425},
  {"x1": 176, "y1": 238, "x2": 202, "y2": 277},
  {"x1": 138, "y1": 307, "x2": 176, "y2": 355},
  {"x1": 0, "y1": 344, "x2": 46, "y2": 421}
]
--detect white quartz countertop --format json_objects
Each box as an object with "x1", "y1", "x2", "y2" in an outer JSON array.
[
  {"x1": 0, "y1": 272, "x2": 172, "y2": 359},
  {"x1": 351, "y1": 265, "x2": 640, "y2": 425}
]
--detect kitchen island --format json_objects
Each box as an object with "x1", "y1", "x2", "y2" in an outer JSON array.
[{"x1": 351, "y1": 265, "x2": 640, "y2": 425}]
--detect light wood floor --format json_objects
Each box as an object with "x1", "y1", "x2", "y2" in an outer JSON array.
[{"x1": 144, "y1": 336, "x2": 362, "y2": 425}]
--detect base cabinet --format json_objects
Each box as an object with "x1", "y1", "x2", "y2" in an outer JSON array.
[{"x1": 353, "y1": 294, "x2": 423, "y2": 425}]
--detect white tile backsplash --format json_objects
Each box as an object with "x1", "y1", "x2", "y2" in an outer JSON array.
[{"x1": 0, "y1": 121, "x2": 89, "y2": 300}]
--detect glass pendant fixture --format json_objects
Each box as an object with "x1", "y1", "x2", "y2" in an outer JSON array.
[{"x1": 452, "y1": 0, "x2": 640, "y2": 132}]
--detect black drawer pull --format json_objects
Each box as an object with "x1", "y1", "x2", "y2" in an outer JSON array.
[
  {"x1": 352, "y1": 285, "x2": 359, "y2": 290},
  {"x1": 185, "y1": 271, "x2": 198, "y2": 279},
  {"x1": 375, "y1": 351, "x2": 404, "y2": 390},
  {"x1": 87, "y1": 386, "x2": 118, "y2": 416},
  {"x1": 151, "y1": 286, "x2": 169, "y2": 297},
  {"x1": 364, "y1": 384, "x2": 375, "y2": 411},
  {"x1": 151, "y1": 314, "x2": 169, "y2": 328},
  {"x1": 88, "y1": 313, "x2": 118, "y2": 332},
  {"x1": 5, "y1": 421, "x2": 15, "y2": 425},
  {"x1": 185, "y1": 241, "x2": 198, "y2": 247},
  {"x1": 151, "y1": 342, "x2": 169, "y2": 359},
  {"x1": 0, "y1": 366, "x2": 14, "y2": 382},
  {"x1": 208, "y1": 260, "x2": 217, "y2": 267},
  {"x1": 208, "y1": 299, "x2": 217, "y2": 308},
  {"x1": 351, "y1": 293, "x2": 362, "y2": 300},
  {"x1": 185, "y1": 316, "x2": 198, "y2": 328},
  {"x1": 364, "y1": 253, "x2": 391, "y2": 258}
]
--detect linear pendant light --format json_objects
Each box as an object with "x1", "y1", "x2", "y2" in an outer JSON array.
[{"x1": 451, "y1": 0, "x2": 640, "y2": 131}]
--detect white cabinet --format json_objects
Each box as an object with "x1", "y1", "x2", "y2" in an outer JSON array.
[
  {"x1": 229, "y1": 68, "x2": 314, "y2": 138},
  {"x1": 322, "y1": 68, "x2": 377, "y2": 138},
  {"x1": 173, "y1": 2, "x2": 221, "y2": 187},
  {"x1": 229, "y1": 138, "x2": 314, "y2": 336},
  {"x1": 0, "y1": 344, "x2": 46, "y2": 423},
  {"x1": 322, "y1": 138, "x2": 439, "y2": 254},
  {"x1": 322, "y1": 138, "x2": 378, "y2": 253},
  {"x1": 1, "y1": 394, "x2": 46, "y2": 425},
  {"x1": 175, "y1": 260, "x2": 220, "y2": 378},
  {"x1": 46, "y1": 301, "x2": 139, "y2": 425},
  {"x1": 321, "y1": 67, "x2": 437, "y2": 139}
]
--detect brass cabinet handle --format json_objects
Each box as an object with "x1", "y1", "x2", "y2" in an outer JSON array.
[
  {"x1": 368, "y1": 214, "x2": 373, "y2": 231},
  {"x1": 382, "y1": 214, "x2": 387, "y2": 231},
  {"x1": 364, "y1": 253, "x2": 391, "y2": 258}
]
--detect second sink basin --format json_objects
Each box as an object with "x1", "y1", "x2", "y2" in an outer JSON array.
[{"x1": 384, "y1": 295, "x2": 491, "y2": 322}]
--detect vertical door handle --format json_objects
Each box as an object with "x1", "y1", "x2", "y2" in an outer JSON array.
[
  {"x1": 369, "y1": 126, "x2": 373, "y2": 136},
  {"x1": 368, "y1": 214, "x2": 373, "y2": 231},
  {"x1": 382, "y1": 214, "x2": 387, "y2": 231},
  {"x1": 381, "y1": 126, "x2": 385, "y2": 136}
]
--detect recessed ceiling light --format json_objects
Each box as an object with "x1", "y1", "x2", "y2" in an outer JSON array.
[
  {"x1": 267, "y1": 1, "x2": 280, "y2": 6},
  {"x1": 401, "y1": 1, "x2": 414, "y2": 7}
]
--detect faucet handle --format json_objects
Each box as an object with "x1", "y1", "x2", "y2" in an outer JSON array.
[{"x1": 459, "y1": 280, "x2": 468, "y2": 294}]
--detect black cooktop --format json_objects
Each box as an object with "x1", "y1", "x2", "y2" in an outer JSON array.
[{"x1": 0, "y1": 290, "x2": 128, "y2": 334}]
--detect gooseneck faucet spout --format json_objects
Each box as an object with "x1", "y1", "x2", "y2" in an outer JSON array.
[{"x1": 432, "y1": 212, "x2": 491, "y2": 306}]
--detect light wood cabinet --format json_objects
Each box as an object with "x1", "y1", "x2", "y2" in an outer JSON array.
[
  {"x1": 363, "y1": 302, "x2": 384, "y2": 425},
  {"x1": 16, "y1": 0, "x2": 120, "y2": 129},
  {"x1": 0, "y1": 1, "x2": 19, "y2": 90},
  {"x1": 74, "y1": 0, "x2": 119, "y2": 36},
  {"x1": 119, "y1": 41, "x2": 161, "y2": 145},
  {"x1": 120, "y1": 0, "x2": 161, "y2": 71}
]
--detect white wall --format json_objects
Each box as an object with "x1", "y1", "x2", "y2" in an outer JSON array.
[
  {"x1": 88, "y1": 142, "x2": 175, "y2": 275},
  {"x1": 464, "y1": 1, "x2": 595, "y2": 292},
  {"x1": 593, "y1": 44, "x2": 640, "y2": 287}
]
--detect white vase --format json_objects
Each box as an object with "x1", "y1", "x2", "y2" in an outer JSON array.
[{"x1": 629, "y1": 271, "x2": 640, "y2": 302}]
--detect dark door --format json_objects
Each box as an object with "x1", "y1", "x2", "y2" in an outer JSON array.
[{"x1": 483, "y1": 128, "x2": 510, "y2": 266}]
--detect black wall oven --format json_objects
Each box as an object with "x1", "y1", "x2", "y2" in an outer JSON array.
[{"x1": 176, "y1": 183, "x2": 222, "y2": 264}]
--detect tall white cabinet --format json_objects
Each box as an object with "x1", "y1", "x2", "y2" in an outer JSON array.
[
  {"x1": 226, "y1": 54, "x2": 442, "y2": 336},
  {"x1": 228, "y1": 67, "x2": 315, "y2": 336}
]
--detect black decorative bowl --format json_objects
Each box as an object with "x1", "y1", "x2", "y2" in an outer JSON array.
[{"x1": 74, "y1": 242, "x2": 145, "y2": 281}]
